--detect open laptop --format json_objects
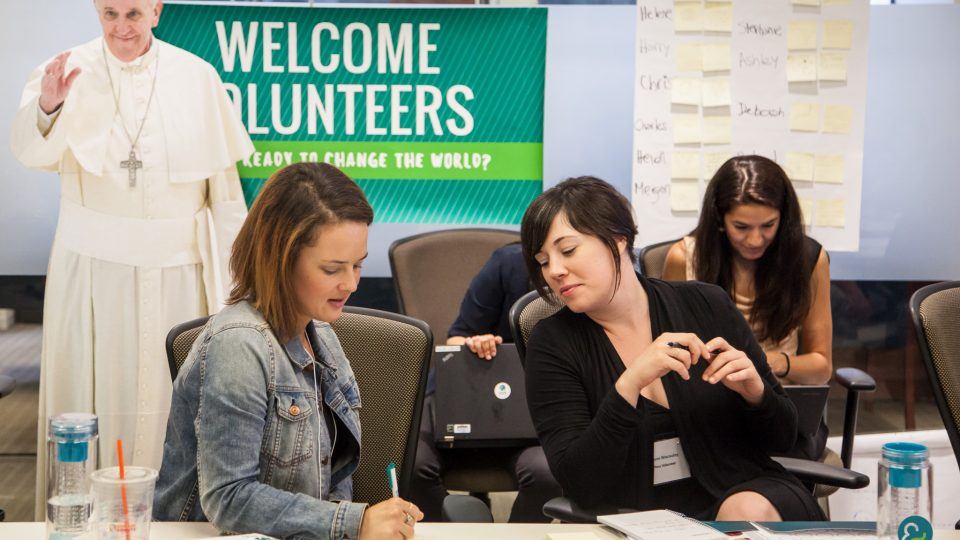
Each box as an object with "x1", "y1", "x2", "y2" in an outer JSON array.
[
  {"x1": 432, "y1": 343, "x2": 538, "y2": 448},
  {"x1": 783, "y1": 385, "x2": 830, "y2": 439}
]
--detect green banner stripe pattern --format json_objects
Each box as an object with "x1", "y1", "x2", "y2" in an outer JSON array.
[
  {"x1": 242, "y1": 178, "x2": 540, "y2": 224},
  {"x1": 240, "y1": 141, "x2": 541, "y2": 180}
]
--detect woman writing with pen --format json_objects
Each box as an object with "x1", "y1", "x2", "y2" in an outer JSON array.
[
  {"x1": 153, "y1": 163, "x2": 423, "y2": 539},
  {"x1": 521, "y1": 177, "x2": 823, "y2": 520}
]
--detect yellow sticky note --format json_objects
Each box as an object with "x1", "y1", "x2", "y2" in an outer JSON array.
[
  {"x1": 785, "y1": 152, "x2": 815, "y2": 182},
  {"x1": 703, "y1": 4, "x2": 733, "y2": 33},
  {"x1": 701, "y1": 77, "x2": 731, "y2": 107},
  {"x1": 790, "y1": 102, "x2": 820, "y2": 132},
  {"x1": 675, "y1": 4, "x2": 704, "y2": 32},
  {"x1": 671, "y1": 152, "x2": 701, "y2": 179},
  {"x1": 787, "y1": 20, "x2": 818, "y2": 51},
  {"x1": 673, "y1": 114, "x2": 702, "y2": 145},
  {"x1": 799, "y1": 198, "x2": 814, "y2": 226},
  {"x1": 787, "y1": 53, "x2": 818, "y2": 83},
  {"x1": 701, "y1": 43, "x2": 732, "y2": 72},
  {"x1": 816, "y1": 199, "x2": 845, "y2": 228},
  {"x1": 677, "y1": 43, "x2": 703, "y2": 72},
  {"x1": 815, "y1": 154, "x2": 845, "y2": 184},
  {"x1": 823, "y1": 104, "x2": 853, "y2": 134},
  {"x1": 823, "y1": 20, "x2": 854, "y2": 49},
  {"x1": 704, "y1": 152, "x2": 733, "y2": 178},
  {"x1": 792, "y1": 0, "x2": 820, "y2": 6},
  {"x1": 823, "y1": 0, "x2": 850, "y2": 4},
  {"x1": 672, "y1": 78, "x2": 703, "y2": 106},
  {"x1": 702, "y1": 115, "x2": 732, "y2": 145},
  {"x1": 671, "y1": 181, "x2": 701, "y2": 212},
  {"x1": 819, "y1": 52, "x2": 848, "y2": 82}
]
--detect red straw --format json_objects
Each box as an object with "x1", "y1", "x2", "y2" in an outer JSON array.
[{"x1": 116, "y1": 440, "x2": 132, "y2": 540}]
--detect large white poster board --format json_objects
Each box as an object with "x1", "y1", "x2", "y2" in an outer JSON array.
[{"x1": 631, "y1": 0, "x2": 870, "y2": 252}]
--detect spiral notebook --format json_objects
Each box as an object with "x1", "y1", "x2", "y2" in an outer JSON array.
[{"x1": 597, "y1": 510, "x2": 727, "y2": 540}]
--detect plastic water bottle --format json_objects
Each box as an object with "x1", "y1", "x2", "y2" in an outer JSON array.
[
  {"x1": 46, "y1": 413, "x2": 97, "y2": 538},
  {"x1": 877, "y1": 442, "x2": 933, "y2": 540}
]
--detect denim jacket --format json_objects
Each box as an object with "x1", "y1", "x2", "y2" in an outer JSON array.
[{"x1": 154, "y1": 300, "x2": 366, "y2": 540}]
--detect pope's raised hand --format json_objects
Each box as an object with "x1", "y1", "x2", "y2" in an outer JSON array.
[{"x1": 39, "y1": 51, "x2": 81, "y2": 115}]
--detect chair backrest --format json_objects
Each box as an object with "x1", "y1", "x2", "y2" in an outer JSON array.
[
  {"x1": 165, "y1": 316, "x2": 211, "y2": 381},
  {"x1": 163, "y1": 307, "x2": 431, "y2": 505},
  {"x1": 330, "y1": 307, "x2": 431, "y2": 504},
  {"x1": 638, "y1": 239, "x2": 678, "y2": 279},
  {"x1": 910, "y1": 281, "x2": 960, "y2": 473},
  {"x1": 509, "y1": 290, "x2": 564, "y2": 363},
  {"x1": 389, "y1": 228, "x2": 521, "y2": 345}
]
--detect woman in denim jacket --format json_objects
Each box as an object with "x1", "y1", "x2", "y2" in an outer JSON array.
[{"x1": 154, "y1": 162, "x2": 423, "y2": 539}]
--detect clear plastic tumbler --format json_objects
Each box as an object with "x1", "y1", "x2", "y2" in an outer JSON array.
[
  {"x1": 46, "y1": 413, "x2": 98, "y2": 539},
  {"x1": 877, "y1": 442, "x2": 933, "y2": 540},
  {"x1": 90, "y1": 466, "x2": 158, "y2": 540}
]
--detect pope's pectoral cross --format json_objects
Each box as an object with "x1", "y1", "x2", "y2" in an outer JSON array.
[{"x1": 120, "y1": 148, "x2": 143, "y2": 188}]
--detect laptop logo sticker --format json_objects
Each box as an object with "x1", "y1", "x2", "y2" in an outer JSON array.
[{"x1": 494, "y1": 382, "x2": 512, "y2": 400}]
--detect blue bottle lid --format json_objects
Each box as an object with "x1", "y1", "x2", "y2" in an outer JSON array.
[
  {"x1": 49, "y1": 413, "x2": 98, "y2": 464},
  {"x1": 882, "y1": 442, "x2": 928, "y2": 489}
]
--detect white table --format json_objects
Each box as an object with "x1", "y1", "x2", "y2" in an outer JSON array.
[{"x1": 3, "y1": 522, "x2": 957, "y2": 539}]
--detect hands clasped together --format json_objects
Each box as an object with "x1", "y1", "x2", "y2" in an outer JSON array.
[{"x1": 620, "y1": 333, "x2": 765, "y2": 406}]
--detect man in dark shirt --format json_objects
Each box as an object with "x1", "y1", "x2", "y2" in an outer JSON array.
[{"x1": 409, "y1": 243, "x2": 561, "y2": 522}]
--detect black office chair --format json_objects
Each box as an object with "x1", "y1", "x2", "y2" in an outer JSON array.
[
  {"x1": 509, "y1": 290, "x2": 872, "y2": 523},
  {"x1": 910, "y1": 281, "x2": 960, "y2": 530},
  {"x1": 637, "y1": 239, "x2": 678, "y2": 279},
  {"x1": 164, "y1": 307, "x2": 431, "y2": 505},
  {"x1": 0, "y1": 374, "x2": 14, "y2": 522}
]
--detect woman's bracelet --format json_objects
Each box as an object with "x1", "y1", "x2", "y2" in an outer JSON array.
[{"x1": 778, "y1": 352, "x2": 791, "y2": 378}]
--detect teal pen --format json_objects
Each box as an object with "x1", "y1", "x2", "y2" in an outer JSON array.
[{"x1": 386, "y1": 462, "x2": 399, "y2": 498}]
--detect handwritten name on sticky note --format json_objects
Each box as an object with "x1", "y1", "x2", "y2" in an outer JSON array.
[
  {"x1": 816, "y1": 199, "x2": 845, "y2": 228},
  {"x1": 785, "y1": 152, "x2": 815, "y2": 182},
  {"x1": 672, "y1": 78, "x2": 703, "y2": 106},
  {"x1": 790, "y1": 102, "x2": 821, "y2": 132},
  {"x1": 702, "y1": 43, "x2": 732, "y2": 72},
  {"x1": 787, "y1": 20, "x2": 818, "y2": 50},
  {"x1": 823, "y1": 19, "x2": 854, "y2": 49},
  {"x1": 819, "y1": 51, "x2": 848, "y2": 82},
  {"x1": 823, "y1": 104, "x2": 853, "y2": 134},
  {"x1": 671, "y1": 181, "x2": 701, "y2": 212},
  {"x1": 677, "y1": 43, "x2": 703, "y2": 72},
  {"x1": 787, "y1": 53, "x2": 818, "y2": 83},
  {"x1": 815, "y1": 154, "x2": 845, "y2": 184},
  {"x1": 673, "y1": 114, "x2": 702, "y2": 145},
  {"x1": 671, "y1": 152, "x2": 701, "y2": 179}
]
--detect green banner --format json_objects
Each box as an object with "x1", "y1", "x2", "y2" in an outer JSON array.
[{"x1": 156, "y1": 4, "x2": 546, "y2": 224}]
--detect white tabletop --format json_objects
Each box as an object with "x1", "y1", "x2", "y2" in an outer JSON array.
[{"x1": 3, "y1": 522, "x2": 957, "y2": 539}]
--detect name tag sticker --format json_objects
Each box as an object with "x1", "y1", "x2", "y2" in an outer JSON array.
[{"x1": 653, "y1": 437, "x2": 691, "y2": 485}]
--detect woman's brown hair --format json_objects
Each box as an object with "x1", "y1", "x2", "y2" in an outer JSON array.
[
  {"x1": 520, "y1": 176, "x2": 638, "y2": 303},
  {"x1": 227, "y1": 162, "x2": 373, "y2": 340},
  {"x1": 691, "y1": 155, "x2": 809, "y2": 344}
]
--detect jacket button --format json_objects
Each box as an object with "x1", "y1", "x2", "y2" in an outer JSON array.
[
  {"x1": 289, "y1": 405, "x2": 300, "y2": 416},
  {"x1": 321, "y1": 456, "x2": 329, "y2": 465}
]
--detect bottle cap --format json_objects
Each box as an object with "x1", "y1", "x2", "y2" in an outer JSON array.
[
  {"x1": 49, "y1": 413, "x2": 98, "y2": 463},
  {"x1": 882, "y1": 442, "x2": 928, "y2": 489}
]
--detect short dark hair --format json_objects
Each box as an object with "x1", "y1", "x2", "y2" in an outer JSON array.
[
  {"x1": 692, "y1": 155, "x2": 810, "y2": 343},
  {"x1": 520, "y1": 176, "x2": 637, "y2": 303},
  {"x1": 228, "y1": 162, "x2": 373, "y2": 340}
]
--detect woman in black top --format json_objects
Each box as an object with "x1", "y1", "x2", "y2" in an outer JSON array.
[{"x1": 520, "y1": 176, "x2": 823, "y2": 520}]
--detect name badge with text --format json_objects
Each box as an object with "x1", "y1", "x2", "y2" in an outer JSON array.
[{"x1": 653, "y1": 437, "x2": 691, "y2": 485}]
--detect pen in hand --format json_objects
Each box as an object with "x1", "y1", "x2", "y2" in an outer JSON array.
[{"x1": 386, "y1": 462, "x2": 399, "y2": 498}]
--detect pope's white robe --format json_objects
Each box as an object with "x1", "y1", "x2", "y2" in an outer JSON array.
[{"x1": 9, "y1": 37, "x2": 253, "y2": 518}]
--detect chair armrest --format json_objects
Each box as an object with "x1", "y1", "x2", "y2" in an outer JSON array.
[
  {"x1": 0, "y1": 375, "x2": 15, "y2": 399},
  {"x1": 773, "y1": 456, "x2": 869, "y2": 490},
  {"x1": 442, "y1": 494, "x2": 493, "y2": 523},
  {"x1": 542, "y1": 496, "x2": 640, "y2": 524},
  {"x1": 835, "y1": 368, "x2": 876, "y2": 393}
]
